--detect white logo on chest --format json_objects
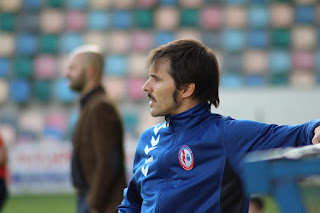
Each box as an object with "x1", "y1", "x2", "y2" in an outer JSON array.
[
  {"x1": 141, "y1": 165, "x2": 149, "y2": 177},
  {"x1": 141, "y1": 123, "x2": 166, "y2": 177}
]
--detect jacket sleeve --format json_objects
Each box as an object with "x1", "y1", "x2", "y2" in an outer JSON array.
[
  {"x1": 118, "y1": 178, "x2": 142, "y2": 212},
  {"x1": 86, "y1": 102, "x2": 124, "y2": 210},
  {"x1": 221, "y1": 117, "x2": 320, "y2": 166}
]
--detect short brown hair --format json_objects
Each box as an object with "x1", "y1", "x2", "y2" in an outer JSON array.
[{"x1": 147, "y1": 39, "x2": 220, "y2": 107}]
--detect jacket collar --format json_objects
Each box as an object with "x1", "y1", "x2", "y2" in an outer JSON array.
[
  {"x1": 80, "y1": 85, "x2": 105, "y2": 109},
  {"x1": 165, "y1": 103, "x2": 211, "y2": 130}
]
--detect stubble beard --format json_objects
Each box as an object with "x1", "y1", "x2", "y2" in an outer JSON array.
[
  {"x1": 150, "y1": 89, "x2": 179, "y2": 117},
  {"x1": 69, "y1": 71, "x2": 86, "y2": 93}
]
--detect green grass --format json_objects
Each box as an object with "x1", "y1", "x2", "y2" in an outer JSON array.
[
  {"x1": 1, "y1": 193, "x2": 277, "y2": 213},
  {"x1": 2, "y1": 185, "x2": 320, "y2": 213},
  {"x1": 2, "y1": 193, "x2": 76, "y2": 213}
]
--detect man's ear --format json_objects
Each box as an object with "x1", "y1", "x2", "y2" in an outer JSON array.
[{"x1": 181, "y1": 83, "x2": 195, "y2": 99}]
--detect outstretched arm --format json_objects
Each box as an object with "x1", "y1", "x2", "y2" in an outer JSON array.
[{"x1": 312, "y1": 126, "x2": 320, "y2": 144}]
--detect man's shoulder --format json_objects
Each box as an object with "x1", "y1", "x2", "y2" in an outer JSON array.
[
  {"x1": 88, "y1": 94, "x2": 116, "y2": 110},
  {"x1": 141, "y1": 122, "x2": 167, "y2": 136}
]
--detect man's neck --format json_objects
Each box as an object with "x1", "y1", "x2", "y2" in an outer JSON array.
[
  {"x1": 173, "y1": 98, "x2": 201, "y2": 115},
  {"x1": 81, "y1": 81, "x2": 100, "y2": 97}
]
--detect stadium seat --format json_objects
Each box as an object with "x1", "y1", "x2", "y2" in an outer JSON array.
[
  {"x1": 0, "y1": 58, "x2": 11, "y2": 77},
  {"x1": 34, "y1": 55, "x2": 57, "y2": 80},
  {"x1": 0, "y1": 13, "x2": 16, "y2": 31},
  {"x1": 15, "y1": 33, "x2": 38, "y2": 56},
  {"x1": 180, "y1": 9, "x2": 199, "y2": 27},
  {"x1": 295, "y1": 5, "x2": 315, "y2": 24},
  {"x1": 9, "y1": 79, "x2": 31, "y2": 103},
  {"x1": 19, "y1": 13, "x2": 40, "y2": 32},
  {"x1": 105, "y1": 55, "x2": 127, "y2": 76},
  {"x1": 60, "y1": 33, "x2": 83, "y2": 53},
  {"x1": 128, "y1": 77, "x2": 146, "y2": 100},
  {"x1": 46, "y1": 0, "x2": 64, "y2": 8},
  {"x1": 33, "y1": 80, "x2": 52, "y2": 102},
  {"x1": 271, "y1": 29, "x2": 291, "y2": 48},
  {"x1": 248, "y1": 30, "x2": 269, "y2": 48},
  {"x1": 39, "y1": 34, "x2": 59, "y2": 53},
  {"x1": 14, "y1": 57, "x2": 34, "y2": 79},
  {"x1": 87, "y1": 11, "x2": 111, "y2": 30},
  {"x1": 66, "y1": 11, "x2": 86, "y2": 31},
  {"x1": 248, "y1": 5, "x2": 269, "y2": 28},
  {"x1": 154, "y1": 31, "x2": 175, "y2": 47},
  {"x1": 54, "y1": 78, "x2": 77, "y2": 103},
  {"x1": 135, "y1": 9, "x2": 154, "y2": 29},
  {"x1": 66, "y1": 0, "x2": 87, "y2": 9},
  {"x1": 22, "y1": 0, "x2": 43, "y2": 11},
  {"x1": 222, "y1": 29, "x2": 246, "y2": 52},
  {"x1": 0, "y1": 80, "x2": 8, "y2": 104},
  {"x1": 113, "y1": 10, "x2": 133, "y2": 29}
]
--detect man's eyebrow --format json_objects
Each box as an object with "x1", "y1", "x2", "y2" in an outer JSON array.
[{"x1": 150, "y1": 74, "x2": 159, "y2": 78}]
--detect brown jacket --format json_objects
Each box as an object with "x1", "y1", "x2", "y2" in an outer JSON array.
[{"x1": 72, "y1": 87, "x2": 126, "y2": 213}]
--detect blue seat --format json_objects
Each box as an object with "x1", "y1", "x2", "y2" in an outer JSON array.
[
  {"x1": 222, "y1": 29, "x2": 246, "y2": 52},
  {"x1": 0, "y1": 58, "x2": 10, "y2": 77},
  {"x1": 66, "y1": 0, "x2": 87, "y2": 9},
  {"x1": 9, "y1": 79, "x2": 31, "y2": 103},
  {"x1": 60, "y1": 33, "x2": 83, "y2": 53},
  {"x1": 54, "y1": 78, "x2": 78, "y2": 103},
  {"x1": 87, "y1": 11, "x2": 111, "y2": 30},
  {"x1": 223, "y1": 53, "x2": 243, "y2": 72},
  {"x1": 15, "y1": 33, "x2": 38, "y2": 56},
  {"x1": 23, "y1": 0, "x2": 43, "y2": 10},
  {"x1": 154, "y1": 31, "x2": 175, "y2": 47},
  {"x1": 295, "y1": 5, "x2": 314, "y2": 24},
  {"x1": 221, "y1": 73, "x2": 244, "y2": 88},
  {"x1": 202, "y1": 31, "x2": 221, "y2": 49},
  {"x1": 245, "y1": 75, "x2": 266, "y2": 87},
  {"x1": 105, "y1": 55, "x2": 127, "y2": 76},
  {"x1": 113, "y1": 10, "x2": 132, "y2": 29},
  {"x1": 269, "y1": 50, "x2": 291, "y2": 73},
  {"x1": 159, "y1": 0, "x2": 177, "y2": 5},
  {"x1": 248, "y1": 30, "x2": 269, "y2": 48},
  {"x1": 248, "y1": 6, "x2": 269, "y2": 28},
  {"x1": 226, "y1": 0, "x2": 246, "y2": 4},
  {"x1": 19, "y1": 13, "x2": 40, "y2": 31}
]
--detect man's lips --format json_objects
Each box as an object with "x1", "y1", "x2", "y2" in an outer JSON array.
[
  {"x1": 148, "y1": 93, "x2": 156, "y2": 103},
  {"x1": 147, "y1": 94, "x2": 156, "y2": 103}
]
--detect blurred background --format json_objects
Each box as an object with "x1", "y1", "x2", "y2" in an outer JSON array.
[{"x1": 0, "y1": 0, "x2": 320, "y2": 212}]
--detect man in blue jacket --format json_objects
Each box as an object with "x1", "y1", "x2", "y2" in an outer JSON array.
[{"x1": 118, "y1": 39, "x2": 320, "y2": 213}]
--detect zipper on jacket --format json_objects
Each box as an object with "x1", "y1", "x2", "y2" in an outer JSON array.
[
  {"x1": 165, "y1": 117, "x2": 170, "y2": 127},
  {"x1": 156, "y1": 125, "x2": 177, "y2": 213}
]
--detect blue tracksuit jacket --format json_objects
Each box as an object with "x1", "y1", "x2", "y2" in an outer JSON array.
[{"x1": 118, "y1": 103, "x2": 320, "y2": 213}]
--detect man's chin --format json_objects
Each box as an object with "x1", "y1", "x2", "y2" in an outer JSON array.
[
  {"x1": 69, "y1": 85, "x2": 82, "y2": 92},
  {"x1": 150, "y1": 110, "x2": 163, "y2": 117}
]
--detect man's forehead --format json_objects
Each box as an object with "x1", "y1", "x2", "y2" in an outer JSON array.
[
  {"x1": 68, "y1": 53, "x2": 84, "y2": 65},
  {"x1": 149, "y1": 58, "x2": 170, "y2": 74}
]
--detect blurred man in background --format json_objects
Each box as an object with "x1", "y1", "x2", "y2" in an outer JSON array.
[
  {"x1": 0, "y1": 132, "x2": 8, "y2": 211},
  {"x1": 118, "y1": 39, "x2": 320, "y2": 212},
  {"x1": 66, "y1": 45, "x2": 126, "y2": 213}
]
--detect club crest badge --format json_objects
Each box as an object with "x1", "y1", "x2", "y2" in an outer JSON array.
[{"x1": 178, "y1": 145, "x2": 194, "y2": 171}]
